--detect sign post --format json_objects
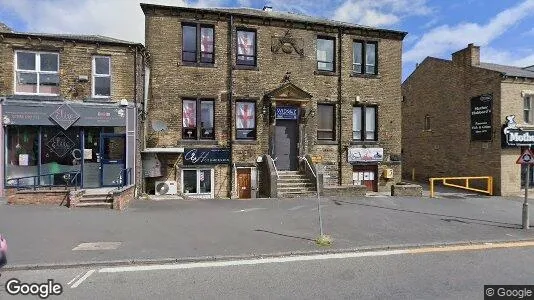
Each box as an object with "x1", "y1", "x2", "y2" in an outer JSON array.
[{"x1": 516, "y1": 148, "x2": 534, "y2": 229}]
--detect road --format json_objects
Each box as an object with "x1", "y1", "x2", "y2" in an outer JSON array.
[{"x1": 2, "y1": 243, "x2": 533, "y2": 299}]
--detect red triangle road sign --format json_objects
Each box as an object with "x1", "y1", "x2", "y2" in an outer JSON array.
[{"x1": 517, "y1": 149, "x2": 534, "y2": 164}]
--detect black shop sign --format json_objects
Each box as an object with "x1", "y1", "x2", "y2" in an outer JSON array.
[
  {"x1": 470, "y1": 94, "x2": 492, "y2": 141},
  {"x1": 183, "y1": 148, "x2": 230, "y2": 165}
]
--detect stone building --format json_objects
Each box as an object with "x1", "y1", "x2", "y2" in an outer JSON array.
[
  {"x1": 402, "y1": 44, "x2": 534, "y2": 196},
  {"x1": 141, "y1": 4, "x2": 406, "y2": 199},
  {"x1": 0, "y1": 22, "x2": 145, "y2": 207}
]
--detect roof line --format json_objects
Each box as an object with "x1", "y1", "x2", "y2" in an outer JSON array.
[
  {"x1": 139, "y1": 3, "x2": 407, "y2": 38},
  {"x1": 1, "y1": 31, "x2": 143, "y2": 47}
]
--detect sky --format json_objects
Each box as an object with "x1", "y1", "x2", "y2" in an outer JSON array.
[{"x1": 1, "y1": 0, "x2": 533, "y2": 80}]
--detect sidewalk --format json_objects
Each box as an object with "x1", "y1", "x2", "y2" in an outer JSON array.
[{"x1": 1, "y1": 193, "x2": 533, "y2": 269}]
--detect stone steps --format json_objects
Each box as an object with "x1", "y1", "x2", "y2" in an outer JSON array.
[
  {"x1": 277, "y1": 171, "x2": 317, "y2": 198},
  {"x1": 75, "y1": 193, "x2": 113, "y2": 209}
]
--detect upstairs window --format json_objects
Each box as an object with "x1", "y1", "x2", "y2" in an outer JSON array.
[
  {"x1": 317, "y1": 104, "x2": 335, "y2": 140},
  {"x1": 236, "y1": 30, "x2": 256, "y2": 66},
  {"x1": 353, "y1": 106, "x2": 377, "y2": 141},
  {"x1": 15, "y1": 51, "x2": 59, "y2": 95},
  {"x1": 236, "y1": 101, "x2": 256, "y2": 139},
  {"x1": 92, "y1": 56, "x2": 111, "y2": 98},
  {"x1": 182, "y1": 99, "x2": 215, "y2": 140},
  {"x1": 524, "y1": 96, "x2": 532, "y2": 124},
  {"x1": 317, "y1": 37, "x2": 335, "y2": 72},
  {"x1": 353, "y1": 41, "x2": 378, "y2": 75},
  {"x1": 182, "y1": 24, "x2": 214, "y2": 64}
]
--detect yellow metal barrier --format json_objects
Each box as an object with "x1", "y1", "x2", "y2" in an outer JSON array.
[{"x1": 429, "y1": 176, "x2": 493, "y2": 198}]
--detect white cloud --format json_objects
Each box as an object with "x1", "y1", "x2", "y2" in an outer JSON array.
[
  {"x1": 0, "y1": 0, "x2": 228, "y2": 44},
  {"x1": 404, "y1": 0, "x2": 534, "y2": 63},
  {"x1": 332, "y1": 0, "x2": 431, "y2": 27},
  {"x1": 481, "y1": 47, "x2": 534, "y2": 68},
  {"x1": 524, "y1": 27, "x2": 534, "y2": 36}
]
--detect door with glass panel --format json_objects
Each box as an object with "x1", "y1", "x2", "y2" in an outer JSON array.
[
  {"x1": 182, "y1": 169, "x2": 213, "y2": 198},
  {"x1": 100, "y1": 134, "x2": 126, "y2": 187}
]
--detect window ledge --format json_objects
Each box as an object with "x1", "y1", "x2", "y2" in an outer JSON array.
[
  {"x1": 180, "y1": 62, "x2": 217, "y2": 68},
  {"x1": 314, "y1": 70, "x2": 337, "y2": 76},
  {"x1": 233, "y1": 140, "x2": 258, "y2": 144},
  {"x1": 234, "y1": 65, "x2": 259, "y2": 71},
  {"x1": 84, "y1": 98, "x2": 114, "y2": 103},
  {"x1": 350, "y1": 140, "x2": 379, "y2": 146},
  {"x1": 350, "y1": 73, "x2": 380, "y2": 79},
  {"x1": 178, "y1": 140, "x2": 218, "y2": 146},
  {"x1": 316, "y1": 140, "x2": 337, "y2": 145}
]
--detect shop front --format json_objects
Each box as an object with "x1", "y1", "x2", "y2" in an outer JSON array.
[
  {"x1": 0, "y1": 98, "x2": 136, "y2": 196},
  {"x1": 348, "y1": 147, "x2": 384, "y2": 192}
]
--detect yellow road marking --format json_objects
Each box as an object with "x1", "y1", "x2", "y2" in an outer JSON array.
[{"x1": 408, "y1": 241, "x2": 534, "y2": 254}]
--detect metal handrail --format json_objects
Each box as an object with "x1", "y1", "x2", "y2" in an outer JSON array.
[
  {"x1": 270, "y1": 156, "x2": 279, "y2": 179},
  {"x1": 6, "y1": 170, "x2": 81, "y2": 191},
  {"x1": 298, "y1": 156, "x2": 316, "y2": 178}
]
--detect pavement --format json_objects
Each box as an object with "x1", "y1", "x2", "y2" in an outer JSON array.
[{"x1": 1, "y1": 181, "x2": 534, "y2": 269}]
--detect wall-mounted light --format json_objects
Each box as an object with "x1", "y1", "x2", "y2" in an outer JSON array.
[{"x1": 262, "y1": 105, "x2": 268, "y2": 115}]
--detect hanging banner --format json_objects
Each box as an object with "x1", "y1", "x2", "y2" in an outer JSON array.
[
  {"x1": 184, "y1": 148, "x2": 230, "y2": 165},
  {"x1": 348, "y1": 147, "x2": 383, "y2": 163},
  {"x1": 470, "y1": 94, "x2": 492, "y2": 141}
]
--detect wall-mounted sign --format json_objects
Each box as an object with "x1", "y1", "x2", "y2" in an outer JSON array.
[
  {"x1": 470, "y1": 94, "x2": 492, "y2": 141},
  {"x1": 46, "y1": 131, "x2": 75, "y2": 158},
  {"x1": 184, "y1": 148, "x2": 230, "y2": 165},
  {"x1": 275, "y1": 107, "x2": 298, "y2": 120},
  {"x1": 348, "y1": 147, "x2": 383, "y2": 163},
  {"x1": 503, "y1": 115, "x2": 534, "y2": 146}
]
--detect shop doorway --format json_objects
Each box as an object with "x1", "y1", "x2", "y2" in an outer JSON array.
[
  {"x1": 237, "y1": 168, "x2": 252, "y2": 199},
  {"x1": 274, "y1": 119, "x2": 298, "y2": 171},
  {"x1": 100, "y1": 134, "x2": 126, "y2": 187},
  {"x1": 353, "y1": 165, "x2": 378, "y2": 192}
]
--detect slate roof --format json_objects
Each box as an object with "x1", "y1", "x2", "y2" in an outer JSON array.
[
  {"x1": 0, "y1": 22, "x2": 13, "y2": 33},
  {"x1": 140, "y1": 4, "x2": 407, "y2": 38},
  {"x1": 479, "y1": 62, "x2": 534, "y2": 79},
  {"x1": 1, "y1": 29, "x2": 140, "y2": 46}
]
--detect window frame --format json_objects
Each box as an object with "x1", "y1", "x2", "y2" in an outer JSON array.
[
  {"x1": 14, "y1": 50, "x2": 60, "y2": 96},
  {"x1": 235, "y1": 100, "x2": 257, "y2": 140},
  {"x1": 352, "y1": 105, "x2": 378, "y2": 141},
  {"x1": 524, "y1": 96, "x2": 532, "y2": 124},
  {"x1": 317, "y1": 103, "x2": 336, "y2": 141},
  {"x1": 352, "y1": 40, "x2": 378, "y2": 75},
  {"x1": 92, "y1": 56, "x2": 112, "y2": 98},
  {"x1": 181, "y1": 23, "x2": 215, "y2": 65},
  {"x1": 181, "y1": 168, "x2": 214, "y2": 197},
  {"x1": 182, "y1": 98, "x2": 216, "y2": 140},
  {"x1": 236, "y1": 28, "x2": 257, "y2": 67},
  {"x1": 316, "y1": 36, "x2": 336, "y2": 72}
]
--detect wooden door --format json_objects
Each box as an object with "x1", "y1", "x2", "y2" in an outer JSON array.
[
  {"x1": 237, "y1": 169, "x2": 251, "y2": 199},
  {"x1": 352, "y1": 165, "x2": 378, "y2": 192}
]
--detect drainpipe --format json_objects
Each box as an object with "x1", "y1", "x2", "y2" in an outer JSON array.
[
  {"x1": 228, "y1": 15, "x2": 235, "y2": 198},
  {"x1": 133, "y1": 47, "x2": 138, "y2": 198},
  {"x1": 337, "y1": 28, "x2": 343, "y2": 186}
]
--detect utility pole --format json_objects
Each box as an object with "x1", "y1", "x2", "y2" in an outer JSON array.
[{"x1": 524, "y1": 161, "x2": 530, "y2": 230}]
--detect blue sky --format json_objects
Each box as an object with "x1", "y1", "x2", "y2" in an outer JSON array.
[{"x1": 1, "y1": 0, "x2": 533, "y2": 80}]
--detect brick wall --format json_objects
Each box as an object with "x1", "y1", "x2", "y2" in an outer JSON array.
[
  {"x1": 143, "y1": 6, "x2": 405, "y2": 196},
  {"x1": 6, "y1": 188, "x2": 69, "y2": 205}
]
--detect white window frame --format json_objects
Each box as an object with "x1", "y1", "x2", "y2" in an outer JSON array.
[
  {"x1": 181, "y1": 168, "x2": 214, "y2": 199},
  {"x1": 14, "y1": 50, "x2": 60, "y2": 96},
  {"x1": 524, "y1": 96, "x2": 532, "y2": 124},
  {"x1": 92, "y1": 56, "x2": 111, "y2": 98}
]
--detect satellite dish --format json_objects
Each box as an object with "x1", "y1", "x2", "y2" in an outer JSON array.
[{"x1": 151, "y1": 120, "x2": 168, "y2": 132}]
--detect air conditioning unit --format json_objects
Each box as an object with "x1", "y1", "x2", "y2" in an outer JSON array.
[{"x1": 155, "y1": 180, "x2": 178, "y2": 195}]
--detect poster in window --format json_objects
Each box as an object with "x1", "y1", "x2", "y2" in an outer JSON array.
[
  {"x1": 19, "y1": 154, "x2": 29, "y2": 166},
  {"x1": 470, "y1": 94, "x2": 492, "y2": 141}
]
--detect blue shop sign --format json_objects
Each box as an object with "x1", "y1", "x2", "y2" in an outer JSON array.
[
  {"x1": 275, "y1": 107, "x2": 298, "y2": 120},
  {"x1": 184, "y1": 148, "x2": 230, "y2": 165}
]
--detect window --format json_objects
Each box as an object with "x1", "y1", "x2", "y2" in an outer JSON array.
[
  {"x1": 92, "y1": 56, "x2": 111, "y2": 98},
  {"x1": 353, "y1": 41, "x2": 378, "y2": 75},
  {"x1": 182, "y1": 99, "x2": 215, "y2": 140},
  {"x1": 182, "y1": 24, "x2": 214, "y2": 64},
  {"x1": 15, "y1": 51, "x2": 59, "y2": 95},
  {"x1": 524, "y1": 96, "x2": 532, "y2": 124},
  {"x1": 317, "y1": 37, "x2": 335, "y2": 72},
  {"x1": 236, "y1": 101, "x2": 256, "y2": 139},
  {"x1": 317, "y1": 104, "x2": 335, "y2": 140},
  {"x1": 182, "y1": 169, "x2": 212, "y2": 195},
  {"x1": 236, "y1": 30, "x2": 256, "y2": 66},
  {"x1": 424, "y1": 114, "x2": 431, "y2": 131},
  {"x1": 353, "y1": 106, "x2": 377, "y2": 141}
]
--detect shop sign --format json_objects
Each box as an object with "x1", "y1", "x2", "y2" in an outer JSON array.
[
  {"x1": 503, "y1": 115, "x2": 534, "y2": 146},
  {"x1": 184, "y1": 148, "x2": 230, "y2": 165},
  {"x1": 46, "y1": 131, "x2": 75, "y2": 158},
  {"x1": 49, "y1": 104, "x2": 80, "y2": 130},
  {"x1": 348, "y1": 147, "x2": 383, "y2": 163},
  {"x1": 470, "y1": 94, "x2": 492, "y2": 141},
  {"x1": 275, "y1": 107, "x2": 298, "y2": 120}
]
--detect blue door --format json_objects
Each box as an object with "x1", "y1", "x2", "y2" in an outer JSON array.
[{"x1": 100, "y1": 134, "x2": 126, "y2": 187}]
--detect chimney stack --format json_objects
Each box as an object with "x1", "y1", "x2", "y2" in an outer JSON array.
[{"x1": 452, "y1": 43, "x2": 480, "y2": 67}]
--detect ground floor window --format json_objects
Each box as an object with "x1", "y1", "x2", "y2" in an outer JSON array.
[{"x1": 182, "y1": 169, "x2": 213, "y2": 196}]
